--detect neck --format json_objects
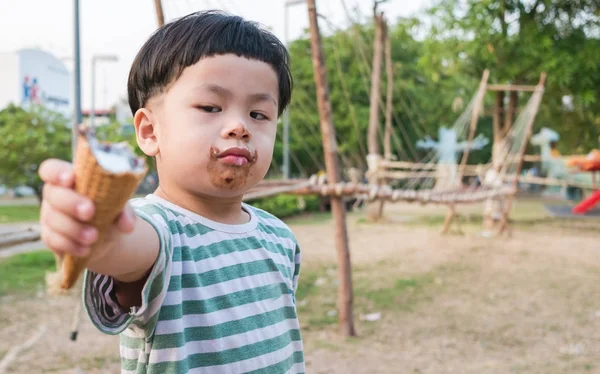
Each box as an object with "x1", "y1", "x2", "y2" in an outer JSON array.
[{"x1": 154, "y1": 184, "x2": 249, "y2": 225}]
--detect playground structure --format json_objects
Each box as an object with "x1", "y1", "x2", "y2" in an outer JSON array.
[
  {"x1": 526, "y1": 127, "x2": 600, "y2": 214},
  {"x1": 246, "y1": 69, "x2": 547, "y2": 236}
]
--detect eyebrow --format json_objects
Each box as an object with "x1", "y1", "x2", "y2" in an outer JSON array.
[{"x1": 195, "y1": 84, "x2": 277, "y2": 107}]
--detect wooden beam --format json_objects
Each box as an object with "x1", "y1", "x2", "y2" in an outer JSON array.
[
  {"x1": 289, "y1": 183, "x2": 516, "y2": 204},
  {"x1": 487, "y1": 84, "x2": 537, "y2": 92},
  {"x1": 306, "y1": 0, "x2": 356, "y2": 337}
]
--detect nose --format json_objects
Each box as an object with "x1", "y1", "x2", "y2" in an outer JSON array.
[{"x1": 222, "y1": 118, "x2": 252, "y2": 141}]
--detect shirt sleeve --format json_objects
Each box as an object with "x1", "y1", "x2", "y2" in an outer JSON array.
[
  {"x1": 83, "y1": 201, "x2": 173, "y2": 338},
  {"x1": 292, "y1": 242, "x2": 301, "y2": 293}
]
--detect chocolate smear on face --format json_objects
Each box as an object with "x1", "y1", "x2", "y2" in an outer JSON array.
[{"x1": 207, "y1": 146, "x2": 258, "y2": 190}]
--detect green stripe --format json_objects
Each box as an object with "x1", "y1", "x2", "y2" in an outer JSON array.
[
  {"x1": 153, "y1": 306, "x2": 298, "y2": 349},
  {"x1": 151, "y1": 329, "x2": 301, "y2": 371},
  {"x1": 251, "y1": 207, "x2": 276, "y2": 219},
  {"x1": 145, "y1": 268, "x2": 165, "y2": 302},
  {"x1": 174, "y1": 237, "x2": 261, "y2": 262},
  {"x1": 159, "y1": 282, "x2": 290, "y2": 321},
  {"x1": 257, "y1": 223, "x2": 296, "y2": 241},
  {"x1": 168, "y1": 259, "x2": 288, "y2": 291},
  {"x1": 190, "y1": 329, "x2": 301, "y2": 368},
  {"x1": 120, "y1": 333, "x2": 146, "y2": 349},
  {"x1": 121, "y1": 357, "x2": 143, "y2": 372},
  {"x1": 168, "y1": 219, "x2": 214, "y2": 236},
  {"x1": 149, "y1": 360, "x2": 189, "y2": 374},
  {"x1": 245, "y1": 351, "x2": 305, "y2": 374},
  {"x1": 172, "y1": 236, "x2": 293, "y2": 264}
]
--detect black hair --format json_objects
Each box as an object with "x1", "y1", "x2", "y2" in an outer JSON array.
[{"x1": 127, "y1": 10, "x2": 292, "y2": 117}]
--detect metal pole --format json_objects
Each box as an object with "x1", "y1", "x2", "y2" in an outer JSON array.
[
  {"x1": 282, "y1": 3, "x2": 290, "y2": 179},
  {"x1": 72, "y1": 0, "x2": 82, "y2": 160},
  {"x1": 90, "y1": 57, "x2": 95, "y2": 128}
]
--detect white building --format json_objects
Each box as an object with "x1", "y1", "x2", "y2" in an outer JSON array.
[{"x1": 0, "y1": 48, "x2": 70, "y2": 116}]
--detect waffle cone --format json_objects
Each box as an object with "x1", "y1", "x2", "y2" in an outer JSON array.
[{"x1": 58, "y1": 133, "x2": 147, "y2": 290}]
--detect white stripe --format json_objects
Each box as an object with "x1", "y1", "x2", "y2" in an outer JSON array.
[
  {"x1": 150, "y1": 318, "x2": 300, "y2": 363},
  {"x1": 163, "y1": 270, "x2": 290, "y2": 306},
  {"x1": 286, "y1": 362, "x2": 306, "y2": 374},
  {"x1": 121, "y1": 346, "x2": 142, "y2": 360},
  {"x1": 171, "y1": 244, "x2": 292, "y2": 277},
  {"x1": 188, "y1": 341, "x2": 304, "y2": 374},
  {"x1": 164, "y1": 220, "x2": 296, "y2": 251},
  {"x1": 155, "y1": 293, "x2": 295, "y2": 335}
]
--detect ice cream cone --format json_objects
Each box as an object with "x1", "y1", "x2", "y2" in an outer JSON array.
[{"x1": 57, "y1": 130, "x2": 147, "y2": 290}]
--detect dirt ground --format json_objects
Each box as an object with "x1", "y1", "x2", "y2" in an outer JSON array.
[{"x1": 1, "y1": 200, "x2": 599, "y2": 373}]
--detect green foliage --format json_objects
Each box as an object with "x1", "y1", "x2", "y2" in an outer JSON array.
[
  {"x1": 275, "y1": 1, "x2": 600, "y2": 176},
  {"x1": 420, "y1": 0, "x2": 600, "y2": 153},
  {"x1": 0, "y1": 250, "x2": 55, "y2": 296},
  {"x1": 0, "y1": 104, "x2": 71, "y2": 200},
  {"x1": 250, "y1": 194, "x2": 319, "y2": 219}
]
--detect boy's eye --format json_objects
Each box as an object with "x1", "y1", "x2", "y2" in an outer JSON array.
[
  {"x1": 198, "y1": 106, "x2": 221, "y2": 113},
  {"x1": 250, "y1": 111, "x2": 269, "y2": 120}
]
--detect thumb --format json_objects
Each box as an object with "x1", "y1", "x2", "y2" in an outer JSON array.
[{"x1": 116, "y1": 203, "x2": 136, "y2": 233}]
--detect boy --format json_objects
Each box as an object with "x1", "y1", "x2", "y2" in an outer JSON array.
[{"x1": 38, "y1": 11, "x2": 304, "y2": 373}]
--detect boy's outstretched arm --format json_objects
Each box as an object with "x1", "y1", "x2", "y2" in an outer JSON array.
[{"x1": 39, "y1": 158, "x2": 160, "y2": 285}]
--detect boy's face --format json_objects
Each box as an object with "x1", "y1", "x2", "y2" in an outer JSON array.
[{"x1": 147, "y1": 54, "x2": 279, "y2": 199}]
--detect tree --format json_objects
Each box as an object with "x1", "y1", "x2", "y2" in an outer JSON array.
[
  {"x1": 421, "y1": 0, "x2": 600, "y2": 153},
  {"x1": 272, "y1": 2, "x2": 600, "y2": 179},
  {"x1": 0, "y1": 104, "x2": 71, "y2": 201}
]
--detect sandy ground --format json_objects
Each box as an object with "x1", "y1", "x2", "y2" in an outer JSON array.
[{"x1": 1, "y1": 201, "x2": 599, "y2": 373}]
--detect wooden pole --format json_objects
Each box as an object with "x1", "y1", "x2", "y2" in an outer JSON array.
[
  {"x1": 383, "y1": 23, "x2": 394, "y2": 161},
  {"x1": 154, "y1": 0, "x2": 165, "y2": 27},
  {"x1": 367, "y1": 12, "x2": 384, "y2": 156},
  {"x1": 306, "y1": 0, "x2": 356, "y2": 337},
  {"x1": 483, "y1": 90, "x2": 506, "y2": 230},
  {"x1": 457, "y1": 69, "x2": 489, "y2": 178},
  {"x1": 498, "y1": 73, "x2": 547, "y2": 234},
  {"x1": 366, "y1": 7, "x2": 386, "y2": 222}
]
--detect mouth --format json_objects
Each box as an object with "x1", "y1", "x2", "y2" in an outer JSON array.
[{"x1": 212, "y1": 146, "x2": 256, "y2": 166}]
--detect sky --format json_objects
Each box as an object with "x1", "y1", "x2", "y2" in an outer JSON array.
[{"x1": 0, "y1": 0, "x2": 430, "y2": 111}]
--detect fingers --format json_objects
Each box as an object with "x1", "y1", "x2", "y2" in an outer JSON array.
[
  {"x1": 42, "y1": 200, "x2": 97, "y2": 245},
  {"x1": 40, "y1": 181, "x2": 97, "y2": 258},
  {"x1": 39, "y1": 159, "x2": 74, "y2": 188},
  {"x1": 40, "y1": 202, "x2": 93, "y2": 257},
  {"x1": 42, "y1": 183, "x2": 95, "y2": 222}
]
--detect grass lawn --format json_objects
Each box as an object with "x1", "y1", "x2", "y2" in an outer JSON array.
[
  {"x1": 0, "y1": 250, "x2": 54, "y2": 297},
  {"x1": 0, "y1": 205, "x2": 40, "y2": 224}
]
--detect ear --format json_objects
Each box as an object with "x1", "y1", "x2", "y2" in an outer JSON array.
[{"x1": 134, "y1": 108, "x2": 159, "y2": 157}]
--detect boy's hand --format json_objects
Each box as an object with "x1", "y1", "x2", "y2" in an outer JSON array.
[{"x1": 38, "y1": 159, "x2": 136, "y2": 259}]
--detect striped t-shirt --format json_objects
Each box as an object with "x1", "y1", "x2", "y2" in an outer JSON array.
[{"x1": 83, "y1": 194, "x2": 305, "y2": 373}]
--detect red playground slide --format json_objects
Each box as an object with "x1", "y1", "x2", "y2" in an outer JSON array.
[{"x1": 573, "y1": 190, "x2": 600, "y2": 214}]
